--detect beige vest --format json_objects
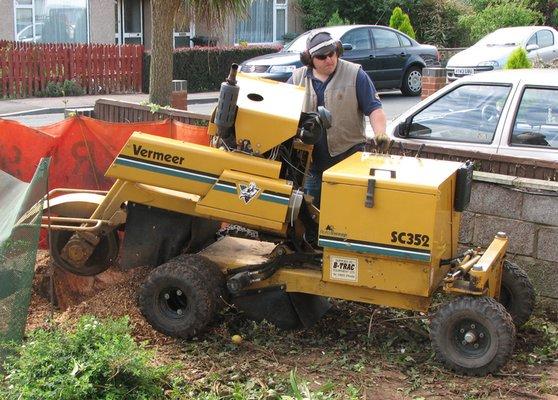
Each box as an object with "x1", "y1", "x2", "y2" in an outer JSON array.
[{"x1": 291, "y1": 59, "x2": 365, "y2": 156}]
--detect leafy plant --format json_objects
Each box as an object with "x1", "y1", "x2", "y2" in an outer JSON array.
[
  {"x1": 414, "y1": 0, "x2": 471, "y2": 47},
  {"x1": 389, "y1": 7, "x2": 406, "y2": 29},
  {"x1": 326, "y1": 10, "x2": 351, "y2": 26},
  {"x1": 62, "y1": 79, "x2": 85, "y2": 96},
  {"x1": 458, "y1": 0, "x2": 543, "y2": 45},
  {"x1": 41, "y1": 80, "x2": 84, "y2": 97},
  {"x1": 44, "y1": 81, "x2": 63, "y2": 97},
  {"x1": 505, "y1": 47, "x2": 533, "y2": 69},
  {"x1": 0, "y1": 316, "x2": 175, "y2": 400},
  {"x1": 389, "y1": 7, "x2": 416, "y2": 39}
]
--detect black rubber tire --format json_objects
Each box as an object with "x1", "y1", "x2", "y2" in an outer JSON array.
[
  {"x1": 138, "y1": 254, "x2": 225, "y2": 338},
  {"x1": 430, "y1": 296, "x2": 516, "y2": 376},
  {"x1": 500, "y1": 260, "x2": 536, "y2": 327},
  {"x1": 50, "y1": 230, "x2": 119, "y2": 276},
  {"x1": 400, "y1": 66, "x2": 422, "y2": 96}
]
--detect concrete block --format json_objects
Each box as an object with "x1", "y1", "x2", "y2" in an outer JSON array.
[
  {"x1": 522, "y1": 194, "x2": 558, "y2": 226},
  {"x1": 536, "y1": 227, "x2": 558, "y2": 262},
  {"x1": 459, "y1": 211, "x2": 474, "y2": 244},
  {"x1": 468, "y1": 182, "x2": 523, "y2": 219},
  {"x1": 423, "y1": 68, "x2": 446, "y2": 78},
  {"x1": 473, "y1": 215, "x2": 536, "y2": 255},
  {"x1": 510, "y1": 255, "x2": 558, "y2": 300}
]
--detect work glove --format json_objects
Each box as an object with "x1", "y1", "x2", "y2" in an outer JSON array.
[{"x1": 365, "y1": 133, "x2": 389, "y2": 153}]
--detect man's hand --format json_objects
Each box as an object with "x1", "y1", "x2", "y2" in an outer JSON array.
[{"x1": 374, "y1": 132, "x2": 389, "y2": 152}]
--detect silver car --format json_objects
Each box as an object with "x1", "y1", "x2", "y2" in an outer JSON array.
[
  {"x1": 446, "y1": 26, "x2": 558, "y2": 81},
  {"x1": 387, "y1": 69, "x2": 558, "y2": 161}
]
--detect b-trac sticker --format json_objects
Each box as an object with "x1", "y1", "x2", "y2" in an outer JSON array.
[
  {"x1": 391, "y1": 231, "x2": 430, "y2": 247},
  {"x1": 330, "y1": 256, "x2": 358, "y2": 282}
]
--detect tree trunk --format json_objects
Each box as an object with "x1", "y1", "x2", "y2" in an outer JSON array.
[{"x1": 149, "y1": 0, "x2": 181, "y2": 106}]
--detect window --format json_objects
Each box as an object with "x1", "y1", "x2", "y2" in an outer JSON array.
[
  {"x1": 527, "y1": 30, "x2": 554, "y2": 49},
  {"x1": 511, "y1": 87, "x2": 558, "y2": 148},
  {"x1": 341, "y1": 28, "x2": 371, "y2": 50},
  {"x1": 403, "y1": 84, "x2": 511, "y2": 144},
  {"x1": 235, "y1": 0, "x2": 288, "y2": 43},
  {"x1": 174, "y1": 2, "x2": 193, "y2": 48},
  {"x1": 14, "y1": 0, "x2": 88, "y2": 43},
  {"x1": 398, "y1": 34, "x2": 412, "y2": 47},
  {"x1": 372, "y1": 28, "x2": 400, "y2": 49},
  {"x1": 537, "y1": 30, "x2": 554, "y2": 48}
]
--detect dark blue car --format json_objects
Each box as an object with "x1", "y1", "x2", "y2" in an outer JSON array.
[{"x1": 240, "y1": 25, "x2": 440, "y2": 96}]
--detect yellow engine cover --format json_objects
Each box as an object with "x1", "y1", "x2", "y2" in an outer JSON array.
[
  {"x1": 319, "y1": 153, "x2": 463, "y2": 296},
  {"x1": 208, "y1": 74, "x2": 305, "y2": 154}
]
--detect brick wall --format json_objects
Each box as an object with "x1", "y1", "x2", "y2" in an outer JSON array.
[
  {"x1": 421, "y1": 67, "x2": 447, "y2": 100},
  {"x1": 461, "y1": 172, "x2": 558, "y2": 309}
]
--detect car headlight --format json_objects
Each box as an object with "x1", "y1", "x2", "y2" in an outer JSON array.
[
  {"x1": 268, "y1": 65, "x2": 297, "y2": 73},
  {"x1": 478, "y1": 60, "x2": 499, "y2": 67}
]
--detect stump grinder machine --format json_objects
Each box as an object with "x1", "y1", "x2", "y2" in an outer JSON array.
[{"x1": 23, "y1": 64, "x2": 536, "y2": 376}]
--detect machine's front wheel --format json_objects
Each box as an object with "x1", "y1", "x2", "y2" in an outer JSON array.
[
  {"x1": 500, "y1": 260, "x2": 536, "y2": 327},
  {"x1": 50, "y1": 230, "x2": 119, "y2": 276},
  {"x1": 138, "y1": 255, "x2": 226, "y2": 338},
  {"x1": 430, "y1": 296, "x2": 515, "y2": 376}
]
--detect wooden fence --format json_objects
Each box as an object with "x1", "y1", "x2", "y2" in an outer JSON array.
[
  {"x1": 94, "y1": 99, "x2": 210, "y2": 125},
  {"x1": 0, "y1": 41, "x2": 143, "y2": 98}
]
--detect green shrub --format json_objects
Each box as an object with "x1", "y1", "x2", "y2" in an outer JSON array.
[
  {"x1": 44, "y1": 81, "x2": 63, "y2": 97},
  {"x1": 389, "y1": 6, "x2": 406, "y2": 29},
  {"x1": 0, "y1": 316, "x2": 174, "y2": 400},
  {"x1": 41, "y1": 80, "x2": 84, "y2": 97},
  {"x1": 62, "y1": 79, "x2": 85, "y2": 96},
  {"x1": 458, "y1": 0, "x2": 543, "y2": 45},
  {"x1": 143, "y1": 45, "x2": 281, "y2": 93},
  {"x1": 389, "y1": 7, "x2": 416, "y2": 39},
  {"x1": 297, "y1": 0, "x2": 338, "y2": 30},
  {"x1": 414, "y1": 0, "x2": 470, "y2": 47},
  {"x1": 399, "y1": 15, "x2": 416, "y2": 38},
  {"x1": 505, "y1": 47, "x2": 533, "y2": 69},
  {"x1": 326, "y1": 9, "x2": 351, "y2": 26}
]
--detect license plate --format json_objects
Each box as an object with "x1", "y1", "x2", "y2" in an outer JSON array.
[{"x1": 454, "y1": 68, "x2": 474, "y2": 75}]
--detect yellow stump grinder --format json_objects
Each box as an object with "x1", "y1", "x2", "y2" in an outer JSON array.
[{"x1": 23, "y1": 64, "x2": 536, "y2": 376}]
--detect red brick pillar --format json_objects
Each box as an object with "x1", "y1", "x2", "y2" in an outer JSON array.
[
  {"x1": 421, "y1": 68, "x2": 447, "y2": 100},
  {"x1": 170, "y1": 80, "x2": 188, "y2": 110}
]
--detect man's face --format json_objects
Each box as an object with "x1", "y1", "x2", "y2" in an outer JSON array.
[{"x1": 312, "y1": 50, "x2": 338, "y2": 76}]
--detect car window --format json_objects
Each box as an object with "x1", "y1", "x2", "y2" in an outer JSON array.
[
  {"x1": 403, "y1": 84, "x2": 511, "y2": 144},
  {"x1": 341, "y1": 28, "x2": 371, "y2": 50},
  {"x1": 527, "y1": 34, "x2": 537, "y2": 46},
  {"x1": 372, "y1": 28, "x2": 400, "y2": 49},
  {"x1": 537, "y1": 30, "x2": 554, "y2": 48},
  {"x1": 511, "y1": 87, "x2": 558, "y2": 149},
  {"x1": 398, "y1": 33, "x2": 412, "y2": 47}
]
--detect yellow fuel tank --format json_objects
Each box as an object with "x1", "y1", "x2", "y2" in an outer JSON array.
[{"x1": 319, "y1": 153, "x2": 463, "y2": 297}]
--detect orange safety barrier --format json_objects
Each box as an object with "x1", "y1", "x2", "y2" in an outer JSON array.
[{"x1": 0, "y1": 115, "x2": 209, "y2": 189}]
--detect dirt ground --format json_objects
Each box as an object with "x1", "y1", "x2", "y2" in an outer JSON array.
[{"x1": 27, "y1": 251, "x2": 558, "y2": 399}]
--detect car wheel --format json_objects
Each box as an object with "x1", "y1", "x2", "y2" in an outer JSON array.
[{"x1": 401, "y1": 66, "x2": 422, "y2": 96}]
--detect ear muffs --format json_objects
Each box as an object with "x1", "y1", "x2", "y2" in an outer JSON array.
[
  {"x1": 299, "y1": 30, "x2": 343, "y2": 68},
  {"x1": 300, "y1": 50, "x2": 312, "y2": 67}
]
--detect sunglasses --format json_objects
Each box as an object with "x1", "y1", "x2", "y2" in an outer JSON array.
[{"x1": 314, "y1": 51, "x2": 336, "y2": 61}]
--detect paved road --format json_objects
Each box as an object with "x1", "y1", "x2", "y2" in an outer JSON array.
[{"x1": 4, "y1": 91, "x2": 420, "y2": 127}]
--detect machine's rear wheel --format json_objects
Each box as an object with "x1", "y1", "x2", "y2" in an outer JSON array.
[
  {"x1": 500, "y1": 260, "x2": 536, "y2": 327},
  {"x1": 50, "y1": 230, "x2": 119, "y2": 276},
  {"x1": 138, "y1": 254, "x2": 226, "y2": 338},
  {"x1": 430, "y1": 296, "x2": 515, "y2": 376}
]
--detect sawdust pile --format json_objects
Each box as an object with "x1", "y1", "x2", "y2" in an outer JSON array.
[{"x1": 27, "y1": 251, "x2": 173, "y2": 345}]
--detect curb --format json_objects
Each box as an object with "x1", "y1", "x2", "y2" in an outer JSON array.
[{"x1": 0, "y1": 97, "x2": 219, "y2": 118}]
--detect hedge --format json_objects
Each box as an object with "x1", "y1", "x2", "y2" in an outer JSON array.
[{"x1": 142, "y1": 45, "x2": 282, "y2": 93}]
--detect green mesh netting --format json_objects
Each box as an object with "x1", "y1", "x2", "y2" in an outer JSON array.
[{"x1": 0, "y1": 158, "x2": 50, "y2": 358}]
